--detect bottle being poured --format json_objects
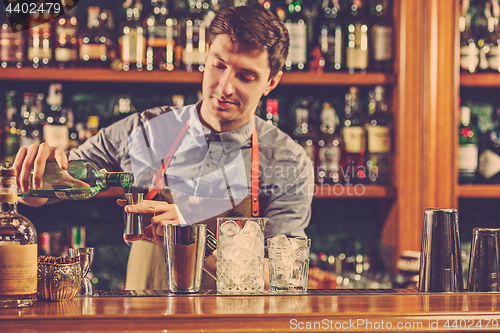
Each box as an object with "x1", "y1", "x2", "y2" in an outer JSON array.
[{"x1": 17, "y1": 159, "x2": 134, "y2": 200}]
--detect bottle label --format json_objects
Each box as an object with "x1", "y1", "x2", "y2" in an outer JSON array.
[
  {"x1": 479, "y1": 149, "x2": 500, "y2": 179},
  {"x1": 55, "y1": 48, "x2": 78, "y2": 62},
  {"x1": 367, "y1": 126, "x2": 391, "y2": 153},
  {"x1": 0, "y1": 244, "x2": 37, "y2": 296},
  {"x1": 343, "y1": 126, "x2": 365, "y2": 153},
  {"x1": 487, "y1": 45, "x2": 500, "y2": 72},
  {"x1": 28, "y1": 47, "x2": 52, "y2": 61},
  {"x1": 458, "y1": 144, "x2": 478, "y2": 172},
  {"x1": 0, "y1": 30, "x2": 24, "y2": 62},
  {"x1": 460, "y1": 44, "x2": 480, "y2": 71},
  {"x1": 372, "y1": 25, "x2": 392, "y2": 61},
  {"x1": 43, "y1": 125, "x2": 69, "y2": 152},
  {"x1": 318, "y1": 145, "x2": 340, "y2": 171},
  {"x1": 346, "y1": 23, "x2": 368, "y2": 69},
  {"x1": 285, "y1": 21, "x2": 307, "y2": 64},
  {"x1": 80, "y1": 44, "x2": 107, "y2": 60}
]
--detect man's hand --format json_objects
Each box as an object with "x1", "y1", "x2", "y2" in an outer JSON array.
[
  {"x1": 13, "y1": 143, "x2": 67, "y2": 207},
  {"x1": 117, "y1": 199, "x2": 181, "y2": 245}
]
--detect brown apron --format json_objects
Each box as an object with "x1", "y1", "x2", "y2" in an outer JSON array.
[{"x1": 125, "y1": 120, "x2": 260, "y2": 291}]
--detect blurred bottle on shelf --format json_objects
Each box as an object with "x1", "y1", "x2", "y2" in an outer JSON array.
[
  {"x1": 38, "y1": 232, "x2": 51, "y2": 256},
  {"x1": 477, "y1": 0, "x2": 493, "y2": 71},
  {"x1": 316, "y1": 102, "x2": 342, "y2": 184},
  {"x1": 318, "y1": 0, "x2": 343, "y2": 72},
  {"x1": 341, "y1": 86, "x2": 367, "y2": 184},
  {"x1": 79, "y1": 7, "x2": 109, "y2": 68},
  {"x1": 365, "y1": 85, "x2": 392, "y2": 184},
  {"x1": 43, "y1": 83, "x2": 69, "y2": 152},
  {"x1": 183, "y1": 0, "x2": 208, "y2": 72},
  {"x1": 478, "y1": 106, "x2": 500, "y2": 183},
  {"x1": 485, "y1": 0, "x2": 500, "y2": 72},
  {"x1": 112, "y1": 95, "x2": 137, "y2": 124},
  {"x1": 71, "y1": 226, "x2": 86, "y2": 248},
  {"x1": 0, "y1": 20, "x2": 24, "y2": 68},
  {"x1": 458, "y1": 105, "x2": 479, "y2": 184},
  {"x1": 19, "y1": 93, "x2": 42, "y2": 149},
  {"x1": 54, "y1": 10, "x2": 79, "y2": 69},
  {"x1": 27, "y1": 20, "x2": 53, "y2": 69},
  {"x1": 460, "y1": 0, "x2": 480, "y2": 73},
  {"x1": 369, "y1": 0, "x2": 393, "y2": 72},
  {"x1": 264, "y1": 99, "x2": 280, "y2": 127},
  {"x1": 144, "y1": 0, "x2": 171, "y2": 71},
  {"x1": 292, "y1": 98, "x2": 316, "y2": 166},
  {"x1": 284, "y1": 0, "x2": 308, "y2": 71},
  {"x1": 101, "y1": 9, "x2": 120, "y2": 70},
  {"x1": 345, "y1": 0, "x2": 370, "y2": 74},
  {"x1": 1, "y1": 91, "x2": 20, "y2": 162},
  {"x1": 120, "y1": 0, "x2": 146, "y2": 71}
]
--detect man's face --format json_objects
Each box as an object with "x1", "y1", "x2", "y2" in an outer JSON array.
[{"x1": 200, "y1": 34, "x2": 282, "y2": 132}]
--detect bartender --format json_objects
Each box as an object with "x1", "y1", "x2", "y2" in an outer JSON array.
[{"x1": 14, "y1": 5, "x2": 314, "y2": 290}]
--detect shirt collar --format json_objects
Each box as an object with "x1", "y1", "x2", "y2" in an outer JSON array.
[{"x1": 193, "y1": 101, "x2": 255, "y2": 146}]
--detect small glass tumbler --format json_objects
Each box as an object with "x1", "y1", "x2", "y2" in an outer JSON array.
[
  {"x1": 68, "y1": 247, "x2": 95, "y2": 296},
  {"x1": 267, "y1": 235, "x2": 311, "y2": 293}
]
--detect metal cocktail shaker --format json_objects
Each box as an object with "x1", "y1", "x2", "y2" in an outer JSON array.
[{"x1": 418, "y1": 208, "x2": 464, "y2": 292}]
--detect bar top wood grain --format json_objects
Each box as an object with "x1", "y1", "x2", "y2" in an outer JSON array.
[{"x1": 1, "y1": 292, "x2": 500, "y2": 332}]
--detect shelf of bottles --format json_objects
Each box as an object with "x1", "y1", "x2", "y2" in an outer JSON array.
[
  {"x1": 458, "y1": 0, "x2": 500, "y2": 197},
  {"x1": 0, "y1": 0, "x2": 397, "y2": 199}
]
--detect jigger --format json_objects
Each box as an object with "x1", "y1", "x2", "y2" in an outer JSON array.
[
  {"x1": 418, "y1": 208, "x2": 464, "y2": 292},
  {"x1": 125, "y1": 193, "x2": 144, "y2": 241},
  {"x1": 467, "y1": 228, "x2": 500, "y2": 292}
]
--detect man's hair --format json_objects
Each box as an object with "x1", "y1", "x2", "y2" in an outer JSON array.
[{"x1": 208, "y1": 5, "x2": 289, "y2": 79}]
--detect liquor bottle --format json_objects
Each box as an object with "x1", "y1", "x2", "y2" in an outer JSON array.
[
  {"x1": 316, "y1": 102, "x2": 342, "y2": 184},
  {"x1": 101, "y1": 9, "x2": 120, "y2": 70},
  {"x1": 0, "y1": 168, "x2": 38, "y2": 308},
  {"x1": 78, "y1": 7, "x2": 109, "y2": 68},
  {"x1": 19, "y1": 93, "x2": 41, "y2": 149},
  {"x1": 460, "y1": 0, "x2": 480, "y2": 73},
  {"x1": 292, "y1": 99, "x2": 316, "y2": 166},
  {"x1": 458, "y1": 106, "x2": 479, "y2": 184},
  {"x1": 486, "y1": 0, "x2": 500, "y2": 72},
  {"x1": 17, "y1": 160, "x2": 134, "y2": 200},
  {"x1": 1, "y1": 91, "x2": 20, "y2": 162},
  {"x1": 0, "y1": 20, "x2": 24, "y2": 68},
  {"x1": 144, "y1": 0, "x2": 170, "y2": 71},
  {"x1": 54, "y1": 10, "x2": 79, "y2": 69},
  {"x1": 345, "y1": 0, "x2": 370, "y2": 74},
  {"x1": 183, "y1": 0, "x2": 208, "y2": 72},
  {"x1": 365, "y1": 86, "x2": 392, "y2": 184},
  {"x1": 318, "y1": 0, "x2": 343, "y2": 71},
  {"x1": 43, "y1": 83, "x2": 69, "y2": 152},
  {"x1": 27, "y1": 21, "x2": 53, "y2": 69},
  {"x1": 477, "y1": 0, "x2": 493, "y2": 72},
  {"x1": 341, "y1": 86, "x2": 367, "y2": 184},
  {"x1": 112, "y1": 95, "x2": 137, "y2": 124},
  {"x1": 120, "y1": 0, "x2": 146, "y2": 71},
  {"x1": 284, "y1": 0, "x2": 308, "y2": 71},
  {"x1": 369, "y1": 0, "x2": 393, "y2": 72},
  {"x1": 478, "y1": 106, "x2": 500, "y2": 183},
  {"x1": 264, "y1": 99, "x2": 280, "y2": 127}
]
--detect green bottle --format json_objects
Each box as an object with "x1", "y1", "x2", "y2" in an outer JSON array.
[{"x1": 18, "y1": 160, "x2": 134, "y2": 200}]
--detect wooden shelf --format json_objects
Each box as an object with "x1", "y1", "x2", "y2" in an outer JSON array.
[
  {"x1": 0, "y1": 67, "x2": 397, "y2": 86},
  {"x1": 313, "y1": 185, "x2": 396, "y2": 199},
  {"x1": 458, "y1": 184, "x2": 500, "y2": 198},
  {"x1": 93, "y1": 185, "x2": 395, "y2": 199},
  {"x1": 460, "y1": 73, "x2": 500, "y2": 87}
]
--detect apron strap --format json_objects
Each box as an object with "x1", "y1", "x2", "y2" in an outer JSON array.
[{"x1": 145, "y1": 118, "x2": 260, "y2": 217}]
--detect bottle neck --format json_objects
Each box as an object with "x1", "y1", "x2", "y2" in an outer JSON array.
[
  {"x1": 0, "y1": 202, "x2": 17, "y2": 214},
  {"x1": 102, "y1": 172, "x2": 134, "y2": 188},
  {"x1": 0, "y1": 175, "x2": 18, "y2": 212}
]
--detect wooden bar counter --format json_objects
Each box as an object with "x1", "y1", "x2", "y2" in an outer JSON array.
[{"x1": 2, "y1": 290, "x2": 500, "y2": 332}]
